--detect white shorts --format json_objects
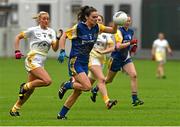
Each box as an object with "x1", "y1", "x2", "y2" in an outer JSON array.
[
  {"x1": 25, "y1": 54, "x2": 47, "y2": 71},
  {"x1": 155, "y1": 52, "x2": 166, "y2": 64},
  {"x1": 88, "y1": 56, "x2": 104, "y2": 80},
  {"x1": 89, "y1": 55, "x2": 104, "y2": 67}
]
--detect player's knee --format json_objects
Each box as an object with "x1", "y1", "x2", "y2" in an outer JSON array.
[
  {"x1": 83, "y1": 83, "x2": 92, "y2": 91},
  {"x1": 97, "y1": 77, "x2": 106, "y2": 84},
  {"x1": 77, "y1": 90, "x2": 82, "y2": 95},
  {"x1": 130, "y1": 73, "x2": 137, "y2": 80},
  {"x1": 43, "y1": 78, "x2": 52, "y2": 86}
]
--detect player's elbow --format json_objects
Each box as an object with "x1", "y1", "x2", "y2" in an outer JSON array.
[{"x1": 52, "y1": 47, "x2": 58, "y2": 52}]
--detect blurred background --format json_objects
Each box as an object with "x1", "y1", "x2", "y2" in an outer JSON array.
[{"x1": 0, "y1": 0, "x2": 180, "y2": 59}]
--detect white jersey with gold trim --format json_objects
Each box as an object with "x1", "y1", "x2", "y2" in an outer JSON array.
[
  {"x1": 153, "y1": 39, "x2": 169, "y2": 63},
  {"x1": 153, "y1": 39, "x2": 169, "y2": 54},
  {"x1": 90, "y1": 33, "x2": 114, "y2": 59},
  {"x1": 23, "y1": 25, "x2": 56, "y2": 56}
]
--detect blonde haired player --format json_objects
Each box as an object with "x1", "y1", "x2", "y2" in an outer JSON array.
[
  {"x1": 88, "y1": 15, "x2": 117, "y2": 109},
  {"x1": 151, "y1": 32, "x2": 172, "y2": 79},
  {"x1": 10, "y1": 11, "x2": 62, "y2": 116}
]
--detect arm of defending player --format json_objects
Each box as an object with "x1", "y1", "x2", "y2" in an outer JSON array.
[
  {"x1": 151, "y1": 46, "x2": 156, "y2": 60},
  {"x1": 96, "y1": 37, "x2": 115, "y2": 54},
  {"x1": 52, "y1": 29, "x2": 63, "y2": 52},
  {"x1": 14, "y1": 32, "x2": 24, "y2": 59},
  {"x1": 167, "y1": 44, "x2": 173, "y2": 56}
]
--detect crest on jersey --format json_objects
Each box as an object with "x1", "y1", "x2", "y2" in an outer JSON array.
[
  {"x1": 48, "y1": 34, "x2": 52, "y2": 39},
  {"x1": 102, "y1": 34, "x2": 107, "y2": 39},
  {"x1": 36, "y1": 33, "x2": 41, "y2": 37}
]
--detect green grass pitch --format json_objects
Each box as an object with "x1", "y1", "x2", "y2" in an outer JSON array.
[{"x1": 0, "y1": 58, "x2": 180, "y2": 126}]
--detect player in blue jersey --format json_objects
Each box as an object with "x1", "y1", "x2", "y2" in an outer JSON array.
[
  {"x1": 57, "y1": 6, "x2": 118, "y2": 119},
  {"x1": 91, "y1": 16, "x2": 144, "y2": 106},
  {"x1": 107, "y1": 16, "x2": 144, "y2": 106}
]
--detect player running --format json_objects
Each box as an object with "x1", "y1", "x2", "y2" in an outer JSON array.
[
  {"x1": 88, "y1": 14, "x2": 117, "y2": 109},
  {"x1": 57, "y1": 6, "x2": 118, "y2": 119},
  {"x1": 91, "y1": 16, "x2": 144, "y2": 106},
  {"x1": 10, "y1": 11, "x2": 62, "y2": 116}
]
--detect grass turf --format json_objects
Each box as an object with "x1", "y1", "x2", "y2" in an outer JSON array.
[{"x1": 0, "y1": 58, "x2": 180, "y2": 126}]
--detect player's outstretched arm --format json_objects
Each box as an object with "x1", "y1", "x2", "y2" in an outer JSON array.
[
  {"x1": 58, "y1": 32, "x2": 67, "y2": 63},
  {"x1": 52, "y1": 29, "x2": 63, "y2": 52},
  {"x1": 14, "y1": 33, "x2": 24, "y2": 59},
  {"x1": 103, "y1": 23, "x2": 118, "y2": 34}
]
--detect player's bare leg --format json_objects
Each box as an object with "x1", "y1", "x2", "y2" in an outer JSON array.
[
  {"x1": 58, "y1": 72, "x2": 92, "y2": 99},
  {"x1": 123, "y1": 62, "x2": 144, "y2": 106},
  {"x1": 10, "y1": 72, "x2": 36, "y2": 116},
  {"x1": 10, "y1": 67, "x2": 52, "y2": 116},
  {"x1": 89, "y1": 65, "x2": 117, "y2": 109},
  {"x1": 157, "y1": 63, "x2": 165, "y2": 78},
  {"x1": 105, "y1": 70, "x2": 117, "y2": 84}
]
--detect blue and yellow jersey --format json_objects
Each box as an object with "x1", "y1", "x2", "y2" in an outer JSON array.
[
  {"x1": 66, "y1": 22, "x2": 105, "y2": 63},
  {"x1": 120, "y1": 27, "x2": 134, "y2": 44},
  {"x1": 114, "y1": 29, "x2": 123, "y2": 45},
  {"x1": 111, "y1": 27, "x2": 134, "y2": 60}
]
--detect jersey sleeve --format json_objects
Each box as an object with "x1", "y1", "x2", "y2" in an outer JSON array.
[
  {"x1": 22, "y1": 27, "x2": 34, "y2": 39},
  {"x1": 114, "y1": 29, "x2": 123, "y2": 44},
  {"x1": 107, "y1": 34, "x2": 114, "y2": 46},
  {"x1": 98, "y1": 23, "x2": 106, "y2": 33},
  {"x1": 152, "y1": 40, "x2": 157, "y2": 48},
  {"x1": 65, "y1": 24, "x2": 78, "y2": 40},
  {"x1": 165, "y1": 40, "x2": 169, "y2": 47}
]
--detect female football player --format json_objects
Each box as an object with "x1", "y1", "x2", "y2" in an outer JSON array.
[
  {"x1": 106, "y1": 16, "x2": 144, "y2": 106},
  {"x1": 10, "y1": 11, "x2": 61, "y2": 116},
  {"x1": 88, "y1": 15, "x2": 117, "y2": 109},
  {"x1": 57, "y1": 6, "x2": 118, "y2": 119},
  {"x1": 91, "y1": 16, "x2": 144, "y2": 106},
  {"x1": 151, "y1": 32, "x2": 172, "y2": 79}
]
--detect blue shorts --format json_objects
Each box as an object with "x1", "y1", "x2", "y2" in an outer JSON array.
[
  {"x1": 108, "y1": 57, "x2": 132, "y2": 72},
  {"x1": 68, "y1": 57, "x2": 88, "y2": 76}
]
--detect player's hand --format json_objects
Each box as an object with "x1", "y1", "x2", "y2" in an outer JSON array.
[
  {"x1": 115, "y1": 43, "x2": 121, "y2": 50},
  {"x1": 15, "y1": 50, "x2": 23, "y2": 59},
  {"x1": 130, "y1": 39, "x2": 138, "y2": 45},
  {"x1": 169, "y1": 51, "x2": 173, "y2": 56},
  {"x1": 130, "y1": 44, "x2": 137, "y2": 54},
  {"x1": 95, "y1": 49, "x2": 103, "y2": 54},
  {"x1": 58, "y1": 49, "x2": 66, "y2": 63},
  {"x1": 56, "y1": 29, "x2": 63, "y2": 40},
  {"x1": 152, "y1": 54, "x2": 155, "y2": 61}
]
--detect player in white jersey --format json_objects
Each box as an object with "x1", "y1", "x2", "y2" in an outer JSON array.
[
  {"x1": 151, "y1": 32, "x2": 172, "y2": 78},
  {"x1": 88, "y1": 15, "x2": 117, "y2": 109},
  {"x1": 10, "y1": 11, "x2": 62, "y2": 116}
]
